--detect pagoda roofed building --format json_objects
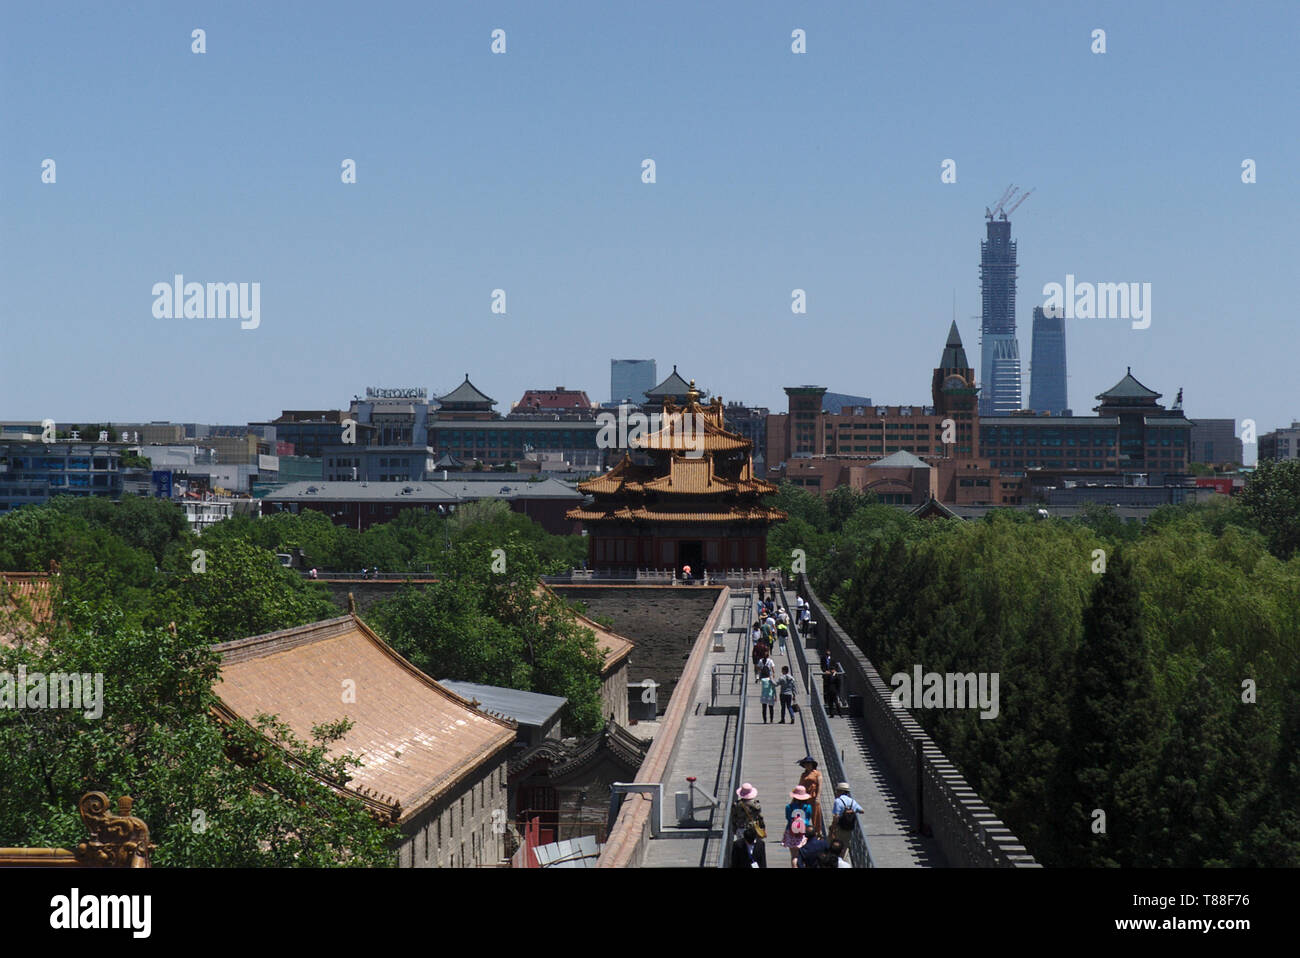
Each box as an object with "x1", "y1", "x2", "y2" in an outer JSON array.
[{"x1": 569, "y1": 383, "x2": 785, "y2": 572}]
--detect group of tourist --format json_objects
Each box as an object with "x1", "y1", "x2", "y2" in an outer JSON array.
[{"x1": 729, "y1": 766, "x2": 865, "y2": 868}]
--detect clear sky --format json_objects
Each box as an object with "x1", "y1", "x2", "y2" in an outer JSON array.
[{"x1": 3, "y1": 1, "x2": 1297, "y2": 446}]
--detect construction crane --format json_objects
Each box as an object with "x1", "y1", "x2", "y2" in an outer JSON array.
[
  {"x1": 1001, "y1": 187, "x2": 1034, "y2": 219},
  {"x1": 986, "y1": 183, "x2": 1018, "y2": 220}
]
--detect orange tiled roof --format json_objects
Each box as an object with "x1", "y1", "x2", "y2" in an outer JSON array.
[
  {"x1": 635, "y1": 398, "x2": 751, "y2": 453},
  {"x1": 638, "y1": 455, "x2": 781, "y2": 495},
  {"x1": 577, "y1": 454, "x2": 655, "y2": 495},
  {"x1": 1, "y1": 572, "x2": 56, "y2": 623},
  {"x1": 213, "y1": 615, "x2": 516, "y2": 823},
  {"x1": 535, "y1": 584, "x2": 634, "y2": 675},
  {"x1": 567, "y1": 504, "x2": 787, "y2": 523}
]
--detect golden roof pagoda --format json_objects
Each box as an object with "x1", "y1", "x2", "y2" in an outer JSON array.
[{"x1": 569, "y1": 384, "x2": 785, "y2": 571}]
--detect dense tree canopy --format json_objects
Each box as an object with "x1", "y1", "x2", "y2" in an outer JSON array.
[{"x1": 772, "y1": 482, "x2": 1300, "y2": 867}]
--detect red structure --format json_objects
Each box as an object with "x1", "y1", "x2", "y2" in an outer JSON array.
[{"x1": 569, "y1": 384, "x2": 786, "y2": 571}]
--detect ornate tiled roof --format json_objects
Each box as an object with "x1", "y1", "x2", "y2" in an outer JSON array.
[
  {"x1": 568, "y1": 504, "x2": 787, "y2": 523},
  {"x1": 438, "y1": 374, "x2": 496, "y2": 407},
  {"x1": 635, "y1": 396, "x2": 750, "y2": 453},
  {"x1": 1096, "y1": 368, "x2": 1161, "y2": 402},
  {"x1": 213, "y1": 615, "x2": 516, "y2": 823}
]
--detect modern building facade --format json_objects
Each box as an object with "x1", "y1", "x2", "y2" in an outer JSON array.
[
  {"x1": 1028, "y1": 305, "x2": 1068, "y2": 416},
  {"x1": 0, "y1": 440, "x2": 128, "y2": 512},
  {"x1": 1259, "y1": 422, "x2": 1300, "y2": 462},
  {"x1": 979, "y1": 369, "x2": 1192, "y2": 481},
  {"x1": 610, "y1": 359, "x2": 657, "y2": 406},
  {"x1": 979, "y1": 215, "x2": 1023, "y2": 415},
  {"x1": 1189, "y1": 419, "x2": 1243, "y2": 467}
]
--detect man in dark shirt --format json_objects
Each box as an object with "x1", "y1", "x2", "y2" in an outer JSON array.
[{"x1": 731, "y1": 825, "x2": 767, "y2": 868}]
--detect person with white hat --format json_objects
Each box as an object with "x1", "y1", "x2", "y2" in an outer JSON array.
[{"x1": 831, "y1": 782, "x2": 865, "y2": 858}]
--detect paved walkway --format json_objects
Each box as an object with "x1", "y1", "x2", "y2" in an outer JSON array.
[
  {"x1": 635, "y1": 584, "x2": 942, "y2": 867},
  {"x1": 779, "y1": 585, "x2": 944, "y2": 868},
  {"x1": 640, "y1": 588, "x2": 751, "y2": 867}
]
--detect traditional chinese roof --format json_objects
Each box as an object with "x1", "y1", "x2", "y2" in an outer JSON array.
[
  {"x1": 438, "y1": 374, "x2": 496, "y2": 408},
  {"x1": 577, "y1": 454, "x2": 656, "y2": 495},
  {"x1": 568, "y1": 503, "x2": 787, "y2": 523},
  {"x1": 641, "y1": 455, "x2": 778, "y2": 495},
  {"x1": 212, "y1": 615, "x2": 516, "y2": 823},
  {"x1": 1096, "y1": 368, "x2": 1161, "y2": 403},
  {"x1": 508, "y1": 721, "x2": 649, "y2": 781},
  {"x1": 537, "y1": 584, "x2": 634, "y2": 675},
  {"x1": 643, "y1": 365, "x2": 704, "y2": 400},
  {"x1": 636, "y1": 395, "x2": 751, "y2": 454},
  {"x1": 0, "y1": 572, "x2": 56, "y2": 624}
]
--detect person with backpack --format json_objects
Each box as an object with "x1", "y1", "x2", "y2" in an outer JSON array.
[
  {"x1": 775, "y1": 620, "x2": 790, "y2": 656},
  {"x1": 831, "y1": 783, "x2": 864, "y2": 858},
  {"x1": 755, "y1": 648, "x2": 775, "y2": 686},
  {"x1": 777, "y1": 666, "x2": 797, "y2": 724},
  {"x1": 782, "y1": 786, "x2": 814, "y2": 867},
  {"x1": 760, "y1": 673, "x2": 776, "y2": 723},
  {"x1": 731, "y1": 783, "x2": 766, "y2": 843}
]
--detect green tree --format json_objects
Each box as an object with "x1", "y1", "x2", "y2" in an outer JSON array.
[
  {"x1": 1239, "y1": 458, "x2": 1300, "y2": 559},
  {"x1": 0, "y1": 601, "x2": 393, "y2": 866},
  {"x1": 1051, "y1": 553, "x2": 1160, "y2": 867}
]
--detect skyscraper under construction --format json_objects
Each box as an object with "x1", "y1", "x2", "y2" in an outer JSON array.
[{"x1": 979, "y1": 187, "x2": 1030, "y2": 415}]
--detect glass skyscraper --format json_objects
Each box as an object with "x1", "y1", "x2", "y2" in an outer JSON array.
[
  {"x1": 1029, "y1": 306, "x2": 1068, "y2": 415},
  {"x1": 610, "y1": 359, "x2": 657, "y2": 405}
]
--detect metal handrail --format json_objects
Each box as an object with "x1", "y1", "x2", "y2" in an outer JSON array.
[
  {"x1": 776, "y1": 577, "x2": 875, "y2": 868},
  {"x1": 716, "y1": 586, "x2": 754, "y2": 867}
]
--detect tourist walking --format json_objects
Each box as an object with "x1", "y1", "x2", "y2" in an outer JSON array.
[
  {"x1": 760, "y1": 674, "x2": 776, "y2": 723},
  {"x1": 731, "y1": 825, "x2": 767, "y2": 868},
  {"x1": 799, "y1": 605, "x2": 811, "y2": 636},
  {"x1": 755, "y1": 648, "x2": 775, "y2": 685},
  {"x1": 752, "y1": 638, "x2": 771, "y2": 680},
  {"x1": 775, "y1": 620, "x2": 790, "y2": 656},
  {"x1": 821, "y1": 651, "x2": 844, "y2": 716},
  {"x1": 731, "y1": 783, "x2": 766, "y2": 842},
  {"x1": 777, "y1": 666, "x2": 796, "y2": 724},
  {"x1": 783, "y1": 786, "x2": 814, "y2": 867},
  {"x1": 831, "y1": 782, "x2": 865, "y2": 857},
  {"x1": 796, "y1": 756, "x2": 825, "y2": 837},
  {"x1": 797, "y1": 830, "x2": 830, "y2": 868}
]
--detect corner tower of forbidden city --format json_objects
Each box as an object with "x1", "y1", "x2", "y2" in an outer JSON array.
[{"x1": 567, "y1": 383, "x2": 786, "y2": 571}]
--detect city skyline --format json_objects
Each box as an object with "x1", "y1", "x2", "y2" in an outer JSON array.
[{"x1": 4, "y1": 2, "x2": 1296, "y2": 436}]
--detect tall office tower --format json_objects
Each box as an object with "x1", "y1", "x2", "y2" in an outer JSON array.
[
  {"x1": 1029, "y1": 305, "x2": 1068, "y2": 415},
  {"x1": 979, "y1": 213, "x2": 1022, "y2": 414},
  {"x1": 610, "y1": 359, "x2": 657, "y2": 405}
]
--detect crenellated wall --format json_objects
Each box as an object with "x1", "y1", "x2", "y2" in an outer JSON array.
[{"x1": 798, "y1": 574, "x2": 1039, "y2": 868}]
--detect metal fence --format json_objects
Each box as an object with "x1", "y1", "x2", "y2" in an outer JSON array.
[{"x1": 716, "y1": 587, "x2": 754, "y2": 867}]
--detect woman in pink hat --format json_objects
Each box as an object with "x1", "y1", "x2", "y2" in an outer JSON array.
[
  {"x1": 782, "y1": 785, "x2": 814, "y2": 867},
  {"x1": 731, "y1": 783, "x2": 765, "y2": 842}
]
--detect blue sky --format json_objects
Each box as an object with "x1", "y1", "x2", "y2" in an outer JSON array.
[{"x1": 3, "y1": 1, "x2": 1297, "y2": 446}]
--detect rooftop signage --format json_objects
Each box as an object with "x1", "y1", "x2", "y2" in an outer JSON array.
[{"x1": 365, "y1": 387, "x2": 427, "y2": 400}]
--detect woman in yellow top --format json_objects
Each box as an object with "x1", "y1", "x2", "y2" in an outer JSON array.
[{"x1": 796, "y1": 756, "x2": 824, "y2": 837}]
